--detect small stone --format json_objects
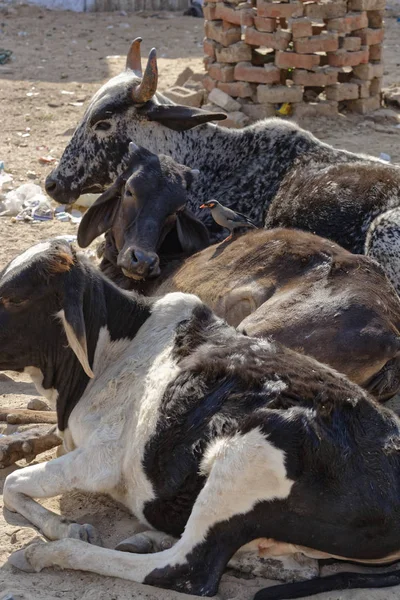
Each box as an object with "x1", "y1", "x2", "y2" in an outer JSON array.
[
  {"x1": 26, "y1": 171, "x2": 37, "y2": 179},
  {"x1": 27, "y1": 398, "x2": 51, "y2": 411}
]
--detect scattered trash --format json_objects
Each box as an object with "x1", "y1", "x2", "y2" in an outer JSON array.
[
  {"x1": 0, "y1": 48, "x2": 12, "y2": 65},
  {"x1": 55, "y1": 205, "x2": 82, "y2": 224},
  {"x1": 276, "y1": 103, "x2": 292, "y2": 116},
  {"x1": 0, "y1": 183, "x2": 53, "y2": 220},
  {"x1": 39, "y1": 155, "x2": 56, "y2": 164},
  {"x1": 380, "y1": 152, "x2": 391, "y2": 163}
]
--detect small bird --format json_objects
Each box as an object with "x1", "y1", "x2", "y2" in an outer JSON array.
[{"x1": 199, "y1": 199, "x2": 258, "y2": 241}]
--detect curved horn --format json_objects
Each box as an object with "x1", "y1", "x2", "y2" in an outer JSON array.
[
  {"x1": 126, "y1": 37, "x2": 143, "y2": 76},
  {"x1": 131, "y1": 48, "x2": 158, "y2": 104}
]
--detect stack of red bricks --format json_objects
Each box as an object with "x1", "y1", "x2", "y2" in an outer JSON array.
[{"x1": 203, "y1": 0, "x2": 385, "y2": 121}]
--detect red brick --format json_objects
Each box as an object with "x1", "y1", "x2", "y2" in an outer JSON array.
[
  {"x1": 370, "y1": 77, "x2": 382, "y2": 96},
  {"x1": 292, "y1": 66, "x2": 338, "y2": 86},
  {"x1": 203, "y1": 75, "x2": 217, "y2": 93},
  {"x1": 215, "y1": 3, "x2": 254, "y2": 27},
  {"x1": 351, "y1": 77, "x2": 371, "y2": 98},
  {"x1": 288, "y1": 17, "x2": 313, "y2": 39},
  {"x1": 326, "y1": 82, "x2": 359, "y2": 101},
  {"x1": 304, "y1": 0, "x2": 347, "y2": 20},
  {"x1": 204, "y1": 38, "x2": 217, "y2": 59},
  {"x1": 327, "y1": 47, "x2": 369, "y2": 68},
  {"x1": 257, "y1": 84, "x2": 303, "y2": 104},
  {"x1": 354, "y1": 27, "x2": 384, "y2": 46},
  {"x1": 293, "y1": 101, "x2": 338, "y2": 118},
  {"x1": 341, "y1": 36, "x2": 361, "y2": 51},
  {"x1": 369, "y1": 44, "x2": 382, "y2": 62},
  {"x1": 253, "y1": 16, "x2": 276, "y2": 33},
  {"x1": 241, "y1": 102, "x2": 276, "y2": 120},
  {"x1": 203, "y1": 56, "x2": 215, "y2": 69},
  {"x1": 205, "y1": 21, "x2": 242, "y2": 47},
  {"x1": 327, "y1": 12, "x2": 368, "y2": 34},
  {"x1": 257, "y1": 0, "x2": 303, "y2": 19},
  {"x1": 352, "y1": 61, "x2": 384, "y2": 79},
  {"x1": 348, "y1": 0, "x2": 385, "y2": 9},
  {"x1": 216, "y1": 41, "x2": 252, "y2": 63},
  {"x1": 208, "y1": 63, "x2": 235, "y2": 82},
  {"x1": 346, "y1": 95, "x2": 381, "y2": 114},
  {"x1": 203, "y1": 3, "x2": 217, "y2": 20},
  {"x1": 275, "y1": 50, "x2": 320, "y2": 69},
  {"x1": 368, "y1": 10, "x2": 384, "y2": 28},
  {"x1": 234, "y1": 62, "x2": 280, "y2": 84},
  {"x1": 245, "y1": 27, "x2": 292, "y2": 51},
  {"x1": 218, "y1": 80, "x2": 255, "y2": 98},
  {"x1": 294, "y1": 32, "x2": 338, "y2": 53}
]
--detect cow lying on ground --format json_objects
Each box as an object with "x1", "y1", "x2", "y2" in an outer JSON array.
[
  {"x1": 45, "y1": 38, "x2": 400, "y2": 290},
  {"x1": 78, "y1": 145, "x2": 400, "y2": 402},
  {"x1": 2, "y1": 238, "x2": 400, "y2": 600}
]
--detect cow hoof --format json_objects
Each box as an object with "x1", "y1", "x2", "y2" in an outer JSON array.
[
  {"x1": 66, "y1": 523, "x2": 103, "y2": 546},
  {"x1": 116, "y1": 533, "x2": 153, "y2": 554},
  {"x1": 8, "y1": 549, "x2": 36, "y2": 572},
  {"x1": 115, "y1": 532, "x2": 175, "y2": 554}
]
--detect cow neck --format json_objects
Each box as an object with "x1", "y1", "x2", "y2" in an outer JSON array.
[{"x1": 50, "y1": 270, "x2": 152, "y2": 432}]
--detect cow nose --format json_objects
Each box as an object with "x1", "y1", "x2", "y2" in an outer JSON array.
[
  {"x1": 118, "y1": 248, "x2": 160, "y2": 279},
  {"x1": 131, "y1": 250, "x2": 159, "y2": 277},
  {"x1": 45, "y1": 174, "x2": 58, "y2": 195}
]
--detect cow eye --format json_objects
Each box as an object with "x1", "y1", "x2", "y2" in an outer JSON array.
[
  {"x1": 94, "y1": 121, "x2": 111, "y2": 132},
  {"x1": 2, "y1": 297, "x2": 28, "y2": 309}
]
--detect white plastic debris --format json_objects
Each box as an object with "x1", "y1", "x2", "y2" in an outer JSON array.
[
  {"x1": 55, "y1": 205, "x2": 82, "y2": 224},
  {"x1": 0, "y1": 161, "x2": 13, "y2": 191},
  {"x1": 380, "y1": 152, "x2": 391, "y2": 163},
  {"x1": 0, "y1": 183, "x2": 53, "y2": 220}
]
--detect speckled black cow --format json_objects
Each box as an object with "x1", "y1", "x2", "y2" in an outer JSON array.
[
  {"x1": 45, "y1": 40, "x2": 400, "y2": 292},
  {"x1": 3, "y1": 238, "x2": 400, "y2": 600}
]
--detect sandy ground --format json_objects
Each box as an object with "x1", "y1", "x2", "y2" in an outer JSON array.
[{"x1": 2, "y1": 3, "x2": 400, "y2": 600}]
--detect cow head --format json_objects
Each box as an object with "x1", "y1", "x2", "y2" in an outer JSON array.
[
  {"x1": 45, "y1": 38, "x2": 226, "y2": 205},
  {"x1": 77, "y1": 143, "x2": 209, "y2": 280},
  {"x1": 0, "y1": 239, "x2": 95, "y2": 379}
]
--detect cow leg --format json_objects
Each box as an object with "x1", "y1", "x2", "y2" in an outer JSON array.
[
  {"x1": 9, "y1": 429, "x2": 293, "y2": 596},
  {"x1": 4, "y1": 444, "x2": 120, "y2": 545}
]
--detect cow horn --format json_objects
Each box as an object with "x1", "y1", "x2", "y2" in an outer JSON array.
[
  {"x1": 126, "y1": 37, "x2": 143, "y2": 76},
  {"x1": 131, "y1": 48, "x2": 158, "y2": 104}
]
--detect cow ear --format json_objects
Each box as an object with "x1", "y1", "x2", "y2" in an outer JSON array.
[
  {"x1": 176, "y1": 208, "x2": 210, "y2": 254},
  {"x1": 140, "y1": 104, "x2": 227, "y2": 131},
  {"x1": 77, "y1": 182, "x2": 121, "y2": 248},
  {"x1": 58, "y1": 274, "x2": 94, "y2": 379}
]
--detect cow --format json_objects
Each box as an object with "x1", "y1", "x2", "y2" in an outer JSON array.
[
  {"x1": 78, "y1": 144, "x2": 400, "y2": 402},
  {"x1": 44, "y1": 38, "x2": 400, "y2": 291},
  {"x1": 2, "y1": 238, "x2": 400, "y2": 600}
]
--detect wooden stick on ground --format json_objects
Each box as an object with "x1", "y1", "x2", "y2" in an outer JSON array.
[
  {"x1": 0, "y1": 408, "x2": 57, "y2": 425},
  {"x1": 0, "y1": 426, "x2": 61, "y2": 468}
]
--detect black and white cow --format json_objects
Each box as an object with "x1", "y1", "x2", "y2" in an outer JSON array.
[
  {"x1": 2, "y1": 239, "x2": 400, "y2": 600},
  {"x1": 44, "y1": 39, "x2": 400, "y2": 292}
]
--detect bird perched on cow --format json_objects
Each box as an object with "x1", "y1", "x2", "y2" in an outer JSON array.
[{"x1": 200, "y1": 199, "x2": 258, "y2": 241}]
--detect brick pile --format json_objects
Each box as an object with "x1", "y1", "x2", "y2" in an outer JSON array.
[{"x1": 203, "y1": 0, "x2": 385, "y2": 122}]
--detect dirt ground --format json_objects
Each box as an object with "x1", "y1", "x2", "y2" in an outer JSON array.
[{"x1": 2, "y1": 3, "x2": 400, "y2": 600}]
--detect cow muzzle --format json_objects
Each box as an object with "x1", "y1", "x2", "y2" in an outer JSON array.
[
  {"x1": 45, "y1": 173, "x2": 80, "y2": 205},
  {"x1": 117, "y1": 247, "x2": 161, "y2": 280}
]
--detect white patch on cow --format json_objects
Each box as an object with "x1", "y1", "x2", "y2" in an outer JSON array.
[
  {"x1": 190, "y1": 428, "x2": 293, "y2": 545},
  {"x1": 24, "y1": 366, "x2": 58, "y2": 409},
  {"x1": 4, "y1": 241, "x2": 52, "y2": 276},
  {"x1": 67, "y1": 292, "x2": 203, "y2": 521}
]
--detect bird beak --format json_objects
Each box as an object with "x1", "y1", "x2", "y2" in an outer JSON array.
[{"x1": 199, "y1": 204, "x2": 207, "y2": 209}]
